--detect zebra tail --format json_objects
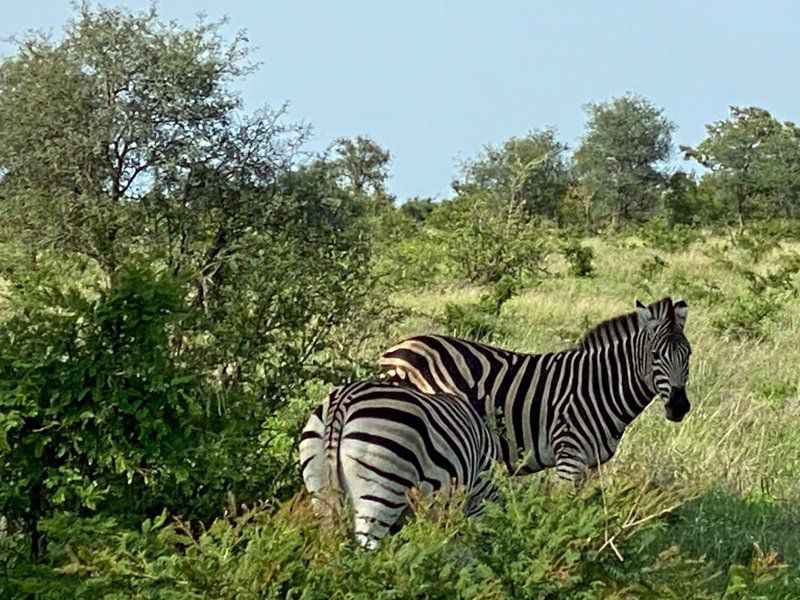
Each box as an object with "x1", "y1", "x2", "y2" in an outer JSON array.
[{"x1": 320, "y1": 386, "x2": 349, "y2": 525}]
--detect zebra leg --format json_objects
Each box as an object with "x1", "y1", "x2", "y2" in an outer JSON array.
[
  {"x1": 554, "y1": 439, "x2": 590, "y2": 489},
  {"x1": 299, "y1": 404, "x2": 329, "y2": 517},
  {"x1": 338, "y1": 439, "x2": 414, "y2": 550}
]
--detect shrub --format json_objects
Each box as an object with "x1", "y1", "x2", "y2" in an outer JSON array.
[
  {"x1": 639, "y1": 254, "x2": 668, "y2": 289},
  {"x1": 638, "y1": 217, "x2": 702, "y2": 253},
  {"x1": 435, "y1": 276, "x2": 518, "y2": 341},
  {"x1": 427, "y1": 191, "x2": 551, "y2": 284},
  {"x1": 12, "y1": 471, "x2": 795, "y2": 599},
  {"x1": 711, "y1": 253, "x2": 800, "y2": 339},
  {"x1": 562, "y1": 242, "x2": 595, "y2": 278},
  {"x1": 0, "y1": 263, "x2": 203, "y2": 561}
]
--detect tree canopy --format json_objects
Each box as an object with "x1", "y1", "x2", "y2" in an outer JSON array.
[
  {"x1": 574, "y1": 94, "x2": 675, "y2": 225},
  {"x1": 455, "y1": 128, "x2": 572, "y2": 223},
  {"x1": 683, "y1": 106, "x2": 800, "y2": 225}
]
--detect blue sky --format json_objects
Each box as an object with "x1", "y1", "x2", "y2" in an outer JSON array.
[{"x1": 2, "y1": 1, "x2": 799, "y2": 200}]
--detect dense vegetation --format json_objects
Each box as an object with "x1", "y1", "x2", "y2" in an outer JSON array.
[{"x1": 1, "y1": 6, "x2": 799, "y2": 598}]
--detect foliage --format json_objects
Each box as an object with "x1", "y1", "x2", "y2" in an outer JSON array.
[
  {"x1": 11, "y1": 473, "x2": 795, "y2": 599},
  {"x1": 0, "y1": 263, "x2": 201, "y2": 560},
  {"x1": 400, "y1": 197, "x2": 438, "y2": 222},
  {"x1": 638, "y1": 217, "x2": 703, "y2": 253},
  {"x1": 327, "y1": 136, "x2": 392, "y2": 199},
  {"x1": 683, "y1": 107, "x2": 800, "y2": 226},
  {"x1": 456, "y1": 128, "x2": 573, "y2": 223},
  {"x1": 435, "y1": 276, "x2": 518, "y2": 340},
  {"x1": 663, "y1": 171, "x2": 701, "y2": 226},
  {"x1": 711, "y1": 253, "x2": 800, "y2": 339},
  {"x1": 428, "y1": 191, "x2": 551, "y2": 284},
  {"x1": 639, "y1": 254, "x2": 668, "y2": 288},
  {"x1": 0, "y1": 3, "x2": 307, "y2": 277},
  {"x1": 574, "y1": 94, "x2": 675, "y2": 226},
  {"x1": 562, "y1": 241, "x2": 595, "y2": 278}
]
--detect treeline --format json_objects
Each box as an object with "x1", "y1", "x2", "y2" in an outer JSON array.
[
  {"x1": 1, "y1": 4, "x2": 799, "y2": 597},
  {"x1": 437, "y1": 99, "x2": 800, "y2": 230}
]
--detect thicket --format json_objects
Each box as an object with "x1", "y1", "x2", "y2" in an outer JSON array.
[{"x1": 2, "y1": 4, "x2": 800, "y2": 599}]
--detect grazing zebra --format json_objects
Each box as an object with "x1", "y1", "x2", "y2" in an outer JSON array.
[
  {"x1": 379, "y1": 297, "x2": 691, "y2": 483},
  {"x1": 299, "y1": 380, "x2": 502, "y2": 549}
]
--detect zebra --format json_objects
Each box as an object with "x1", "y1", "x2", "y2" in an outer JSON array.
[
  {"x1": 378, "y1": 297, "x2": 691, "y2": 484},
  {"x1": 299, "y1": 380, "x2": 502, "y2": 549}
]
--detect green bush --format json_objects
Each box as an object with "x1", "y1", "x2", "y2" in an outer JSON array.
[
  {"x1": 637, "y1": 217, "x2": 702, "y2": 253},
  {"x1": 427, "y1": 191, "x2": 551, "y2": 284},
  {"x1": 373, "y1": 227, "x2": 455, "y2": 288},
  {"x1": 0, "y1": 263, "x2": 202, "y2": 561},
  {"x1": 435, "y1": 276, "x2": 518, "y2": 341},
  {"x1": 711, "y1": 253, "x2": 800, "y2": 339},
  {"x1": 726, "y1": 228, "x2": 784, "y2": 262},
  {"x1": 562, "y1": 242, "x2": 595, "y2": 278},
  {"x1": 639, "y1": 254, "x2": 668, "y2": 290},
  {"x1": 7, "y1": 471, "x2": 795, "y2": 599}
]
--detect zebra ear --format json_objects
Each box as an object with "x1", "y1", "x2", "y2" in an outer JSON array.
[
  {"x1": 674, "y1": 300, "x2": 688, "y2": 329},
  {"x1": 635, "y1": 300, "x2": 654, "y2": 329}
]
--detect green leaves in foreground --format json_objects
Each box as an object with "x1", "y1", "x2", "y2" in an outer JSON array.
[
  {"x1": 4, "y1": 471, "x2": 794, "y2": 599},
  {"x1": 0, "y1": 264, "x2": 201, "y2": 559}
]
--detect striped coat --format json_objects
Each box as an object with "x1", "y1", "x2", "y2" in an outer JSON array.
[
  {"x1": 379, "y1": 298, "x2": 692, "y2": 483},
  {"x1": 299, "y1": 380, "x2": 502, "y2": 548}
]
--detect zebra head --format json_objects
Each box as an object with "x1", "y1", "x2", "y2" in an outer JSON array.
[{"x1": 635, "y1": 299, "x2": 692, "y2": 422}]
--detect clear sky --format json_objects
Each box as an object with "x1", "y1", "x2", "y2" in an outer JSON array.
[{"x1": 2, "y1": 1, "x2": 799, "y2": 200}]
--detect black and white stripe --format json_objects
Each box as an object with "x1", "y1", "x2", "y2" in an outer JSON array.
[
  {"x1": 379, "y1": 298, "x2": 692, "y2": 483},
  {"x1": 299, "y1": 380, "x2": 502, "y2": 548}
]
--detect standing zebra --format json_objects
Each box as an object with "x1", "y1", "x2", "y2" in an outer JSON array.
[
  {"x1": 379, "y1": 297, "x2": 692, "y2": 483},
  {"x1": 299, "y1": 380, "x2": 502, "y2": 549}
]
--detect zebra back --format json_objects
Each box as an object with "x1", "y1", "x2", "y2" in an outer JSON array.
[{"x1": 379, "y1": 334, "x2": 526, "y2": 405}]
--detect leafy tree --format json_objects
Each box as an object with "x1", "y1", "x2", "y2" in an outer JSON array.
[
  {"x1": 0, "y1": 6, "x2": 390, "y2": 564},
  {"x1": 327, "y1": 135, "x2": 392, "y2": 199},
  {"x1": 0, "y1": 4, "x2": 307, "y2": 279},
  {"x1": 683, "y1": 107, "x2": 800, "y2": 226},
  {"x1": 574, "y1": 94, "x2": 675, "y2": 226},
  {"x1": 0, "y1": 4, "x2": 380, "y2": 388},
  {"x1": 663, "y1": 171, "x2": 700, "y2": 226},
  {"x1": 455, "y1": 128, "x2": 572, "y2": 223}
]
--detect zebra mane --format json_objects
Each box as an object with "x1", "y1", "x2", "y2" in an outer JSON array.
[{"x1": 578, "y1": 297, "x2": 675, "y2": 351}]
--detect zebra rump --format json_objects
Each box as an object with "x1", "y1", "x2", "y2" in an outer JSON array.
[{"x1": 299, "y1": 380, "x2": 502, "y2": 548}]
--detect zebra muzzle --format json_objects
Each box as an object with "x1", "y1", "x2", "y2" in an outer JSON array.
[{"x1": 665, "y1": 387, "x2": 690, "y2": 422}]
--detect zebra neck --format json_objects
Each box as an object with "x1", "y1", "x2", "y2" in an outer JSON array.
[{"x1": 598, "y1": 336, "x2": 657, "y2": 427}]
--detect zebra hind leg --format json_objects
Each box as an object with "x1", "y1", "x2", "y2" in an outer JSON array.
[{"x1": 339, "y1": 447, "x2": 413, "y2": 550}]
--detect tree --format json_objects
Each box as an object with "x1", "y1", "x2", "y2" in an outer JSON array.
[
  {"x1": 0, "y1": 5, "x2": 388, "y2": 563},
  {"x1": 663, "y1": 171, "x2": 699, "y2": 226},
  {"x1": 0, "y1": 4, "x2": 307, "y2": 279},
  {"x1": 574, "y1": 94, "x2": 675, "y2": 226},
  {"x1": 683, "y1": 107, "x2": 800, "y2": 226},
  {"x1": 327, "y1": 135, "x2": 391, "y2": 199},
  {"x1": 400, "y1": 197, "x2": 438, "y2": 222},
  {"x1": 455, "y1": 128, "x2": 572, "y2": 223}
]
